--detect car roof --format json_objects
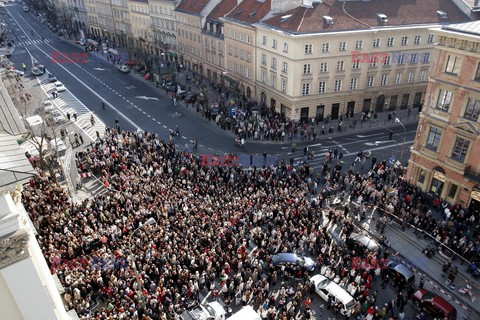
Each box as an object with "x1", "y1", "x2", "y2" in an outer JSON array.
[
  {"x1": 391, "y1": 262, "x2": 414, "y2": 279},
  {"x1": 432, "y1": 294, "x2": 455, "y2": 314},
  {"x1": 311, "y1": 274, "x2": 355, "y2": 305},
  {"x1": 272, "y1": 253, "x2": 299, "y2": 262}
]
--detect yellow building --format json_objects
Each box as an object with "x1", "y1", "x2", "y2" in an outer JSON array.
[
  {"x1": 128, "y1": 0, "x2": 153, "y2": 53},
  {"x1": 111, "y1": 0, "x2": 133, "y2": 46},
  {"x1": 407, "y1": 21, "x2": 480, "y2": 211},
  {"x1": 254, "y1": 0, "x2": 471, "y2": 122},
  {"x1": 149, "y1": 0, "x2": 180, "y2": 56}
]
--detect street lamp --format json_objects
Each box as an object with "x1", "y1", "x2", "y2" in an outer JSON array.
[
  {"x1": 128, "y1": 217, "x2": 157, "y2": 309},
  {"x1": 395, "y1": 117, "x2": 407, "y2": 163}
]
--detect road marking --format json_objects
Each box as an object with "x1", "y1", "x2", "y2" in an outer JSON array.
[
  {"x1": 163, "y1": 125, "x2": 167, "y2": 128},
  {"x1": 182, "y1": 136, "x2": 187, "y2": 139}
]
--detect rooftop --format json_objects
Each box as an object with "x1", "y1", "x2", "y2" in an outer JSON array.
[
  {"x1": 261, "y1": 0, "x2": 471, "y2": 35},
  {"x1": 0, "y1": 76, "x2": 25, "y2": 136},
  {"x1": 0, "y1": 133, "x2": 35, "y2": 191},
  {"x1": 176, "y1": 0, "x2": 212, "y2": 15},
  {"x1": 224, "y1": 0, "x2": 272, "y2": 24},
  {"x1": 443, "y1": 20, "x2": 480, "y2": 36},
  {"x1": 206, "y1": 0, "x2": 238, "y2": 21}
]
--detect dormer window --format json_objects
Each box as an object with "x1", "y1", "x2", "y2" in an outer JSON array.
[
  {"x1": 213, "y1": 24, "x2": 217, "y2": 34},
  {"x1": 207, "y1": 22, "x2": 211, "y2": 32}
]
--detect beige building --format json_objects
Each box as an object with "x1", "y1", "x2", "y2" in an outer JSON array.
[
  {"x1": 253, "y1": 0, "x2": 470, "y2": 122},
  {"x1": 128, "y1": 0, "x2": 153, "y2": 52},
  {"x1": 149, "y1": 0, "x2": 180, "y2": 56},
  {"x1": 175, "y1": 0, "x2": 221, "y2": 73},
  {"x1": 407, "y1": 21, "x2": 480, "y2": 212},
  {"x1": 66, "y1": 0, "x2": 89, "y2": 34},
  {"x1": 111, "y1": 0, "x2": 133, "y2": 46},
  {"x1": 201, "y1": 0, "x2": 237, "y2": 82}
]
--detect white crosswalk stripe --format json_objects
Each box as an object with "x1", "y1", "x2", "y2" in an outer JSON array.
[
  {"x1": 17, "y1": 39, "x2": 52, "y2": 46},
  {"x1": 39, "y1": 77, "x2": 105, "y2": 141}
]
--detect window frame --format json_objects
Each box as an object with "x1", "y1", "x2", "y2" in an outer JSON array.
[
  {"x1": 451, "y1": 137, "x2": 470, "y2": 163},
  {"x1": 436, "y1": 89, "x2": 453, "y2": 112},
  {"x1": 464, "y1": 98, "x2": 480, "y2": 121},
  {"x1": 445, "y1": 55, "x2": 461, "y2": 75},
  {"x1": 302, "y1": 83, "x2": 310, "y2": 95},
  {"x1": 426, "y1": 126, "x2": 442, "y2": 151}
]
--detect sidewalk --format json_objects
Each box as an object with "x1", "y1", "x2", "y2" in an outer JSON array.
[{"x1": 351, "y1": 202, "x2": 480, "y2": 318}]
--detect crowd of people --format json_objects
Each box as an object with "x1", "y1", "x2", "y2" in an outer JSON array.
[{"x1": 21, "y1": 127, "x2": 478, "y2": 320}]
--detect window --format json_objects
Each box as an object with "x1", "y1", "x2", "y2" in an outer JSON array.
[
  {"x1": 427, "y1": 34, "x2": 434, "y2": 43},
  {"x1": 262, "y1": 36, "x2": 266, "y2": 45},
  {"x1": 337, "y1": 61, "x2": 344, "y2": 71},
  {"x1": 410, "y1": 54, "x2": 418, "y2": 63},
  {"x1": 228, "y1": 45, "x2": 232, "y2": 55},
  {"x1": 367, "y1": 75, "x2": 374, "y2": 87},
  {"x1": 373, "y1": 38, "x2": 380, "y2": 48},
  {"x1": 322, "y1": 43, "x2": 330, "y2": 53},
  {"x1": 381, "y1": 74, "x2": 388, "y2": 86},
  {"x1": 281, "y1": 79, "x2": 287, "y2": 93},
  {"x1": 339, "y1": 41, "x2": 346, "y2": 52},
  {"x1": 387, "y1": 37, "x2": 394, "y2": 47},
  {"x1": 320, "y1": 62, "x2": 328, "y2": 73},
  {"x1": 240, "y1": 50, "x2": 245, "y2": 60},
  {"x1": 282, "y1": 62, "x2": 288, "y2": 73},
  {"x1": 234, "y1": 48, "x2": 238, "y2": 57},
  {"x1": 261, "y1": 53, "x2": 266, "y2": 64},
  {"x1": 436, "y1": 90, "x2": 453, "y2": 111},
  {"x1": 355, "y1": 40, "x2": 363, "y2": 50},
  {"x1": 228, "y1": 61, "x2": 233, "y2": 71},
  {"x1": 350, "y1": 78, "x2": 358, "y2": 90},
  {"x1": 261, "y1": 69, "x2": 266, "y2": 83},
  {"x1": 370, "y1": 58, "x2": 377, "y2": 67},
  {"x1": 420, "y1": 70, "x2": 427, "y2": 81},
  {"x1": 401, "y1": 36, "x2": 408, "y2": 45},
  {"x1": 448, "y1": 184, "x2": 458, "y2": 199},
  {"x1": 384, "y1": 56, "x2": 391, "y2": 65},
  {"x1": 246, "y1": 35, "x2": 251, "y2": 44},
  {"x1": 418, "y1": 170, "x2": 426, "y2": 184},
  {"x1": 426, "y1": 127, "x2": 442, "y2": 151},
  {"x1": 304, "y1": 64, "x2": 311, "y2": 74},
  {"x1": 283, "y1": 42, "x2": 288, "y2": 52},
  {"x1": 451, "y1": 137, "x2": 470, "y2": 162},
  {"x1": 305, "y1": 44, "x2": 312, "y2": 54},
  {"x1": 334, "y1": 80, "x2": 342, "y2": 92},
  {"x1": 395, "y1": 73, "x2": 402, "y2": 84},
  {"x1": 397, "y1": 54, "x2": 405, "y2": 64},
  {"x1": 414, "y1": 35, "x2": 421, "y2": 45},
  {"x1": 445, "y1": 55, "x2": 461, "y2": 75},
  {"x1": 352, "y1": 59, "x2": 360, "y2": 69},
  {"x1": 464, "y1": 98, "x2": 480, "y2": 121},
  {"x1": 422, "y1": 53, "x2": 430, "y2": 63},
  {"x1": 318, "y1": 81, "x2": 326, "y2": 93},
  {"x1": 272, "y1": 39, "x2": 277, "y2": 49},
  {"x1": 246, "y1": 68, "x2": 251, "y2": 78},
  {"x1": 271, "y1": 74, "x2": 276, "y2": 88},
  {"x1": 407, "y1": 71, "x2": 414, "y2": 83},
  {"x1": 246, "y1": 52, "x2": 251, "y2": 62},
  {"x1": 302, "y1": 83, "x2": 310, "y2": 95},
  {"x1": 271, "y1": 57, "x2": 276, "y2": 68}
]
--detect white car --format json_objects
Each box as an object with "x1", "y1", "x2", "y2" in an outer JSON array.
[
  {"x1": 50, "y1": 110, "x2": 65, "y2": 124},
  {"x1": 180, "y1": 302, "x2": 226, "y2": 320},
  {"x1": 117, "y1": 65, "x2": 130, "y2": 73},
  {"x1": 43, "y1": 99, "x2": 54, "y2": 113},
  {"x1": 8, "y1": 69, "x2": 24, "y2": 76},
  {"x1": 311, "y1": 274, "x2": 356, "y2": 317},
  {"x1": 54, "y1": 81, "x2": 66, "y2": 92}
]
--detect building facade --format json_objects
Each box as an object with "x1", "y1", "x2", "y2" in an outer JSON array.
[
  {"x1": 149, "y1": 0, "x2": 179, "y2": 56},
  {"x1": 66, "y1": 0, "x2": 89, "y2": 34},
  {"x1": 254, "y1": 0, "x2": 470, "y2": 122},
  {"x1": 175, "y1": 0, "x2": 221, "y2": 73},
  {"x1": 128, "y1": 0, "x2": 153, "y2": 52},
  {"x1": 407, "y1": 21, "x2": 480, "y2": 213},
  {"x1": 111, "y1": 0, "x2": 133, "y2": 46}
]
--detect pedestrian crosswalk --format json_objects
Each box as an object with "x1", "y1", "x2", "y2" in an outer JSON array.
[
  {"x1": 40, "y1": 78, "x2": 105, "y2": 141},
  {"x1": 17, "y1": 39, "x2": 52, "y2": 46}
]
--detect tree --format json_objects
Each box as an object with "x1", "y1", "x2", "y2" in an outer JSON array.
[{"x1": 57, "y1": 3, "x2": 74, "y2": 39}]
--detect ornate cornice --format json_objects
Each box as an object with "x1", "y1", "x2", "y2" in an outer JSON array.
[{"x1": 0, "y1": 232, "x2": 30, "y2": 269}]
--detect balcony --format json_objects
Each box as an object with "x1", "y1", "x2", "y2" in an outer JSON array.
[{"x1": 464, "y1": 165, "x2": 480, "y2": 184}]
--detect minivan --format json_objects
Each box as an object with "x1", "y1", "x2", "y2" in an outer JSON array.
[{"x1": 311, "y1": 274, "x2": 356, "y2": 317}]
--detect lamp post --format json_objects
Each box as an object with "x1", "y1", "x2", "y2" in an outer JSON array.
[
  {"x1": 395, "y1": 117, "x2": 407, "y2": 163},
  {"x1": 127, "y1": 217, "x2": 156, "y2": 309}
]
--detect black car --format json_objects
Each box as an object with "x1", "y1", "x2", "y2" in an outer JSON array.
[
  {"x1": 185, "y1": 93, "x2": 197, "y2": 104},
  {"x1": 52, "y1": 27, "x2": 58, "y2": 33},
  {"x1": 58, "y1": 30, "x2": 64, "y2": 36},
  {"x1": 136, "y1": 65, "x2": 145, "y2": 72},
  {"x1": 386, "y1": 261, "x2": 415, "y2": 287}
]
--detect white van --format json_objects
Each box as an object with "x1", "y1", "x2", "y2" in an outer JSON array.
[
  {"x1": 311, "y1": 275, "x2": 356, "y2": 317},
  {"x1": 227, "y1": 306, "x2": 261, "y2": 320}
]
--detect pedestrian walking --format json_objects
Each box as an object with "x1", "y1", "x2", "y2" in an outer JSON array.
[
  {"x1": 175, "y1": 125, "x2": 180, "y2": 136},
  {"x1": 67, "y1": 113, "x2": 71, "y2": 121},
  {"x1": 74, "y1": 134, "x2": 80, "y2": 147},
  {"x1": 102, "y1": 102, "x2": 106, "y2": 110},
  {"x1": 73, "y1": 113, "x2": 78, "y2": 121},
  {"x1": 79, "y1": 133, "x2": 84, "y2": 145},
  {"x1": 90, "y1": 114, "x2": 95, "y2": 126},
  {"x1": 389, "y1": 130, "x2": 393, "y2": 140},
  {"x1": 381, "y1": 274, "x2": 390, "y2": 289},
  {"x1": 193, "y1": 139, "x2": 198, "y2": 151},
  {"x1": 419, "y1": 274, "x2": 426, "y2": 289}
]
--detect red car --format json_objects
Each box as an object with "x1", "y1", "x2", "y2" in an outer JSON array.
[
  {"x1": 412, "y1": 289, "x2": 457, "y2": 320},
  {"x1": 126, "y1": 60, "x2": 139, "y2": 66}
]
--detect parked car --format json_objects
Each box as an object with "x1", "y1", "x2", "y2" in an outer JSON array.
[
  {"x1": 43, "y1": 99, "x2": 54, "y2": 113},
  {"x1": 31, "y1": 67, "x2": 44, "y2": 76},
  {"x1": 117, "y1": 65, "x2": 130, "y2": 73},
  {"x1": 23, "y1": 6, "x2": 28, "y2": 11},
  {"x1": 75, "y1": 38, "x2": 86, "y2": 46},
  {"x1": 311, "y1": 274, "x2": 356, "y2": 317},
  {"x1": 126, "y1": 60, "x2": 139, "y2": 66},
  {"x1": 57, "y1": 30, "x2": 63, "y2": 36},
  {"x1": 271, "y1": 253, "x2": 316, "y2": 272},
  {"x1": 135, "y1": 65, "x2": 146, "y2": 72},
  {"x1": 50, "y1": 110, "x2": 65, "y2": 124},
  {"x1": 7, "y1": 69, "x2": 24, "y2": 76},
  {"x1": 180, "y1": 301, "x2": 226, "y2": 320},
  {"x1": 51, "y1": 27, "x2": 57, "y2": 33},
  {"x1": 412, "y1": 289, "x2": 457, "y2": 320},
  {"x1": 348, "y1": 232, "x2": 380, "y2": 251},
  {"x1": 386, "y1": 260, "x2": 415, "y2": 287},
  {"x1": 48, "y1": 73, "x2": 57, "y2": 82},
  {"x1": 54, "y1": 81, "x2": 66, "y2": 92}
]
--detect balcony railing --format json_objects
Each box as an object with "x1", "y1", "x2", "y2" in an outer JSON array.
[{"x1": 464, "y1": 165, "x2": 480, "y2": 184}]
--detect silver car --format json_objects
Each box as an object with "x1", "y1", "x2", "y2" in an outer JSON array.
[{"x1": 51, "y1": 110, "x2": 65, "y2": 124}]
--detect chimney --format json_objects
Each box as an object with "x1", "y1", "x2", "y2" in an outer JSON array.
[
  {"x1": 377, "y1": 13, "x2": 388, "y2": 23},
  {"x1": 437, "y1": 10, "x2": 448, "y2": 19},
  {"x1": 302, "y1": 0, "x2": 313, "y2": 8},
  {"x1": 323, "y1": 16, "x2": 333, "y2": 25}
]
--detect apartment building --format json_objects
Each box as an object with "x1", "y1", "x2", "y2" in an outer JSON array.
[
  {"x1": 149, "y1": 0, "x2": 180, "y2": 56},
  {"x1": 128, "y1": 0, "x2": 153, "y2": 52},
  {"x1": 406, "y1": 21, "x2": 480, "y2": 213},
  {"x1": 254, "y1": 0, "x2": 470, "y2": 122},
  {"x1": 175, "y1": 0, "x2": 221, "y2": 72},
  {"x1": 201, "y1": 0, "x2": 237, "y2": 82},
  {"x1": 85, "y1": 0, "x2": 101, "y2": 36},
  {"x1": 111, "y1": 0, "x2": 133, "y2": 46},
  {"x1": 66, "y1": 0, "x2": 89, "y2": 34}
]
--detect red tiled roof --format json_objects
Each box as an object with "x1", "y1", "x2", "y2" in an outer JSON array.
[
  {"x1": 225, "y1": 0, "x2": 272, "y2": 24},
  {"x1": 176, "y1": 0, "x2": 212, "y2": 15},
  {"x1": 262, "y1": 0, "x2": 471, "y2": 34},
  {"x1": 207, "y1": 0, "x2": 238, "y2": 21}
]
